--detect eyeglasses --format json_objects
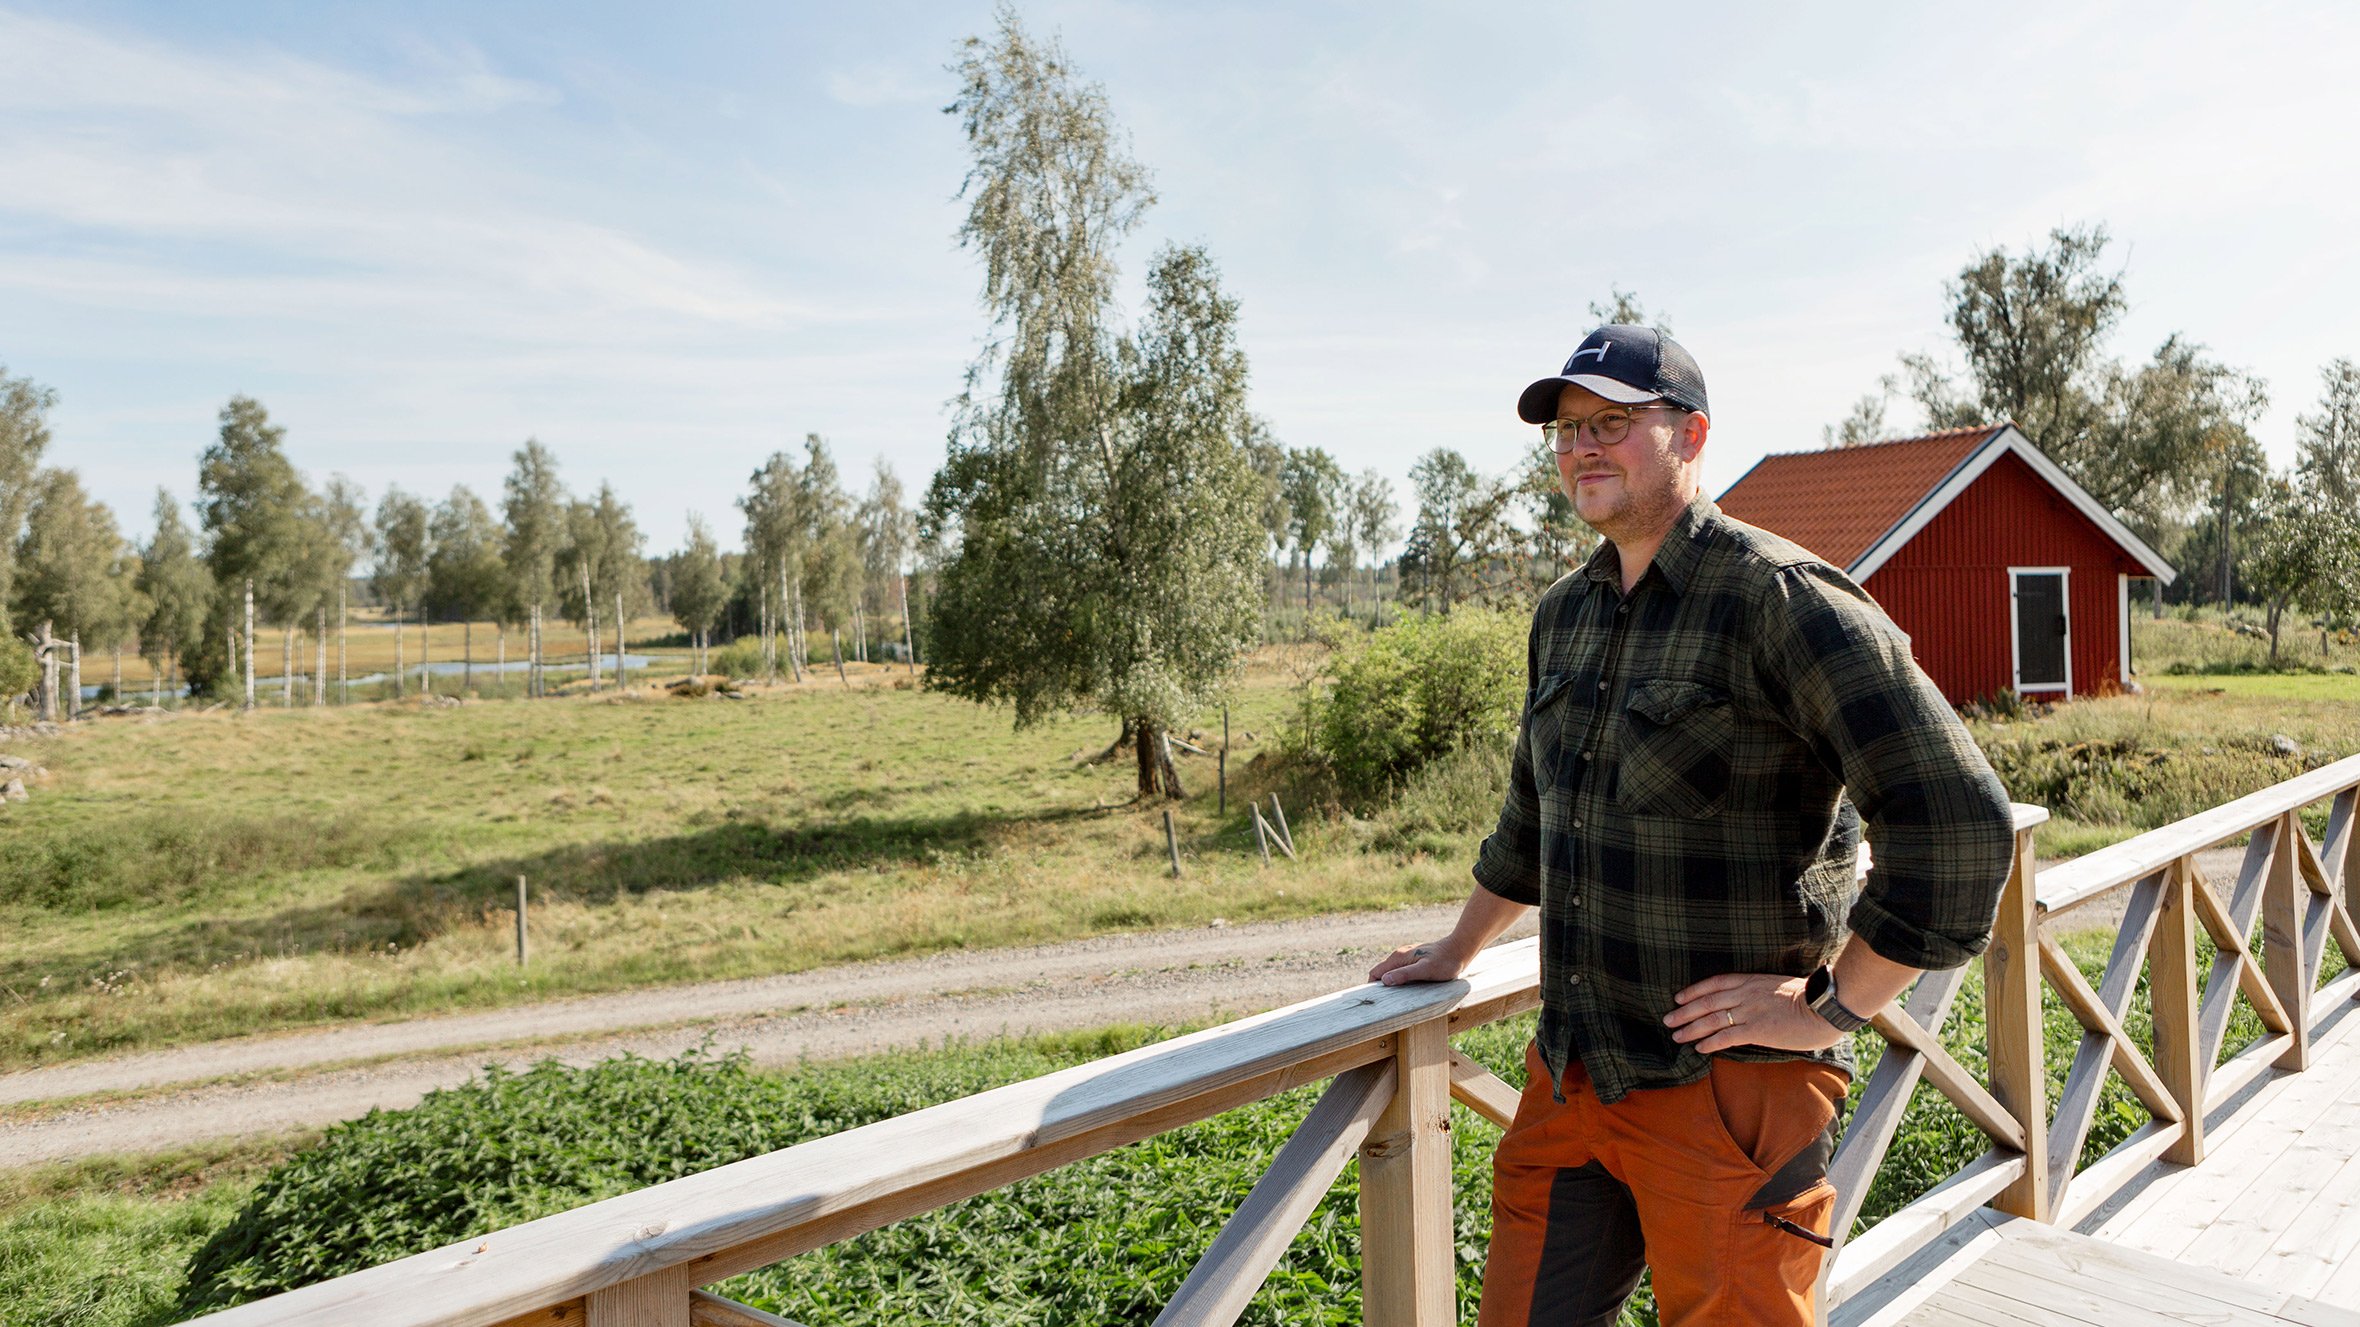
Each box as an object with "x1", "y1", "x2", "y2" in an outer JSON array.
[{"x1": 1542, "y1": 405, "x2": 1681, "y2": 453}]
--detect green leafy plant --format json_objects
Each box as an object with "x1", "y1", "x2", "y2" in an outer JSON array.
[{"x1": 1299, "y1": 608, "x2": 1525, "y2": 804}]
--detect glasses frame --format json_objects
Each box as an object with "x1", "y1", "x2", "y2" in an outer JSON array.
[{"x1": 1542, "y1": 404, "x2": 1683, "y2": 453}]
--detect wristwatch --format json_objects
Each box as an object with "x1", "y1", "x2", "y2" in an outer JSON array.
[{"x1": 1805, "y1": 965, "x2": 1871, "y2": 1033}]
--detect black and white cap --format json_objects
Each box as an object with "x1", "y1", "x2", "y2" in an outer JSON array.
[{"x1": 1516, "y1": 324, "x2": 1710, "y2": 424}]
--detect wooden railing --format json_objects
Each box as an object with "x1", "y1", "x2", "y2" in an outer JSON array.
[{"x1": 189, "y1": 763, "x2": 2360, "y2": 1327}]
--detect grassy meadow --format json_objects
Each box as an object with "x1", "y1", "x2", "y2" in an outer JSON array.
[{"x1": 1, "y1": 647, "x2": 1469, "y2": 1070}]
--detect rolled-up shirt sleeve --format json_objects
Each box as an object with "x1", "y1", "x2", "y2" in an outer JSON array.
[
  {"x1": 1755, "y1": 562, "x2": 2015, "y2": 971},
  {"x1": 1472, "y1": 609, "x2": 1546, "y2": 907}
]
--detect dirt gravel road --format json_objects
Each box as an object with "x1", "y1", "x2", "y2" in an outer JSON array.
[{"x1": 1, "y1": 904, "x2": 1535, "y2": 1165}]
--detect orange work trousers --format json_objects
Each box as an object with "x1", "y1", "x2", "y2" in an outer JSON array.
[{"x1": 1477, "y1": 1042, "x2": 1848, "y2": 1327}]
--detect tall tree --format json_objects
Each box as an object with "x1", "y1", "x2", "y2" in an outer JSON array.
[
  {"x1": 319, "y1": 475, "x2": 371, "y2": 702},
  {"x1": 2297, "y1": 359, "x2": 2360, "y2": 509},
  {"x1": 137, "y1": 490, "x2": 212, "y2": 701},
  {"x1": 739, "y1": 448, "x2": 804, "y2": 679},
  {"x1": 1343, "y1": 469, "x2": 1400, "y2": 618},
  {"x1": 858, "y1": 460, "x2": 917, "y2": 659},
  {"x1": 1280, "y1": 446, "x2": 1343, "y2": 623},
  {"x1": 0, "y1": 367, "x2": 54, "y2": 635},
  {"x1": 195, "y1": 396, "x2": 311, "y2": 698},
  {"x1": 2244, "y1": 478, "x2": 2360, "y2": 662},
  {"x1": 500, "y1": 440, "x2": 566, "y2": 696},
  {"x1": 13, "y1": 470, "x2": 137, "y2": 671},
  {"x1": 372, "y1": 487, "x2": 431, "y2": 696},
  {"x1": 426, "y1": 486, "x2": 506, "y2": 693},
  {"x1": 1399, "y1": 448, "x2": 1509, "y2": 614},
  {"x1": 668, "y1": 514, "x2": 727, "y2": 674},
  {"x1": 924, "y1": 14, "x2": 1263, "y2": 798}
]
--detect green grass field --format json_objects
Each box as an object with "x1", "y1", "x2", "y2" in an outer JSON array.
[{"x1": 0, "y1": 652, "x2": 1473, "y2": 1069}]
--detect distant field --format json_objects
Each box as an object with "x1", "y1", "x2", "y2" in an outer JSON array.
[{"x1": 0, "y1": 650, "x2": 1470, "y2": 1069}]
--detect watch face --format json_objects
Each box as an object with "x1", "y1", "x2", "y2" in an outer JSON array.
[{"x1": 1804, "y1": 966, "x2": 1832, "y2": 1004}]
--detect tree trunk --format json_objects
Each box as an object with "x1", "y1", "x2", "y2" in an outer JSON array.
[
  {"x1": 243, "y1": 580, "x2": 256, "y2": 712},
  {"x1": 581, "y1": 560, "x2": 599, "y2": 690},
  {"x1": 314, "y1": 607, "x2": 326, "y2": 706},
  {"x1": 422, "y1": 606, "x2": 434, "y2": 697},
  {"x1": 280, "y1": 622, "x2": 292, "y2": 708},
  {"x1": 529, "y1": 602, "x2": 541, "y2": 697},
  {"x1": 112, "y1": 642, "x2": 123, "y2": 704},
  {"x1": 2268, "y1": 602, "x2": 2284, "y2": 664},
  {"x1": 1131, "y1": 716, "x2": 1184, "y2": 800},
  {"x1": 338, "y1": 586, "x2": 348, "y2": 705},
  {"x1": 615, "y1": 588, "x2": 626, "y2": 688},
  {"x1": 900, "y1": 573, "x2": 917, "y2": 674},
  {"x1": 70, "y1": 632, "x2": 82, "y2": 721},
  {"x1": 394, "y1": 605, "x2": 406, "y2": 699},
  {"x1": 37, "y1": 621, "x2": 53, "y2": 722},
  {"x1": 833, "y1": 629, "x2": 848, "y2": 686}
]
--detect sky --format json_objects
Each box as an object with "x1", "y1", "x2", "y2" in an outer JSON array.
[{"x1": 4, "y1": 1, "x2": 2358, "y2": 554}]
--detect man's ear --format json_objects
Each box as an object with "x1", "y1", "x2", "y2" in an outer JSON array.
[{"x1": 1678, "y1": 411, "x2": 1711, "y2": 462}]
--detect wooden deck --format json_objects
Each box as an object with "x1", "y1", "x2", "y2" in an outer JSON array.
[{"x1": 1837, "y1": 986, "x2": 2360, "y2": 1326}]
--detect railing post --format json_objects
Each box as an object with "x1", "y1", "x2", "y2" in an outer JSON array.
[
  {"x1": 1986, "y1": 818, "x2": 2050, "y2": 1220},
  {"x1": 2341, "y1": 789, "x2": 2360, "y2": 1004},
  {"x1": 2153, "y1": 858, "x2": 2205, "y2": 1166},
  {"x1": 586, "y1": 1270, "x2": 692, "y2": 1327},
  {"x1": 2264, "y1": 812, "x2": 2310, "y2": 1070},
  {"x1": 1359, "y1": 1017, "x2": 1454, "y2": 1326}
]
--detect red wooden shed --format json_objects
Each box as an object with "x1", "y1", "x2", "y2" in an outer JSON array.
[{"x1": 1715, "y1": 424, "x2": 2176, "y2": 703}]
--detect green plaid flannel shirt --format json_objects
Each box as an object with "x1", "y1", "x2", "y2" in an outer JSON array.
[{"x1": 1473, "y1": 494, "x2": 2014, "y2": 1105}]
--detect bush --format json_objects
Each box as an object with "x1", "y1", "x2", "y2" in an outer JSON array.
[
  {"x1": 711, "y1": 636, "x2": 764, "y2": 679},
  {"x1": 1300, "y1": 609, "x2": 1525, "y2": 803},
  {"x1": 0, "y1": 634, "x2": 35, "y2": 715}
]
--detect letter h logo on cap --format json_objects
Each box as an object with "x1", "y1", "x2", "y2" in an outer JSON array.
[{"x1": 1516, "y1": 324, "x2": 1710, "y2": 424}]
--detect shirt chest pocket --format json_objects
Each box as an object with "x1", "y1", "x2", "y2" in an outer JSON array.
[
  {"x1": 1526, "y1": 672, "x2": 1581, "y2": 790},
  {"x1": 1617, "y1": 679, "x2": 1734, "y2": 818}
]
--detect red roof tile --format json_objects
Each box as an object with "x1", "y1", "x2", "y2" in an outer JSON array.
[{"x1": 1716, "y1": 425, "x2": 2003, "y2": 570}]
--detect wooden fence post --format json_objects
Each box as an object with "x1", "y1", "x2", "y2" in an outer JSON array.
[
  {"x1": 1164, "y1": 810, "x2": 1182, "y2": 879},
  {"x1": 1360, "y1": 1018, "x2": 1454, "y2": 1326},
  {"x1": 2153, "y1": 859, "x2": 2204, "y2": 1165},
  {"x1": 1986, "y1": 820, "x2": 2050, "y2": 1220},
  {"x1": 585, "y1": 1271, "x2": 692, "y2": 1327},
  {"x1": 1219, "y1": 707, "x2": 1229, "y2": 816},
  {"x1": 2264, "y1": 812, "x2": 2309, "y2": 1070}
]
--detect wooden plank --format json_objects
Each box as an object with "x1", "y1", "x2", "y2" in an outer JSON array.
[
  {"x1": 1359, "y1": 1018, "x2": 1452, "y2": 1327},
  {"x1": 2181, "y1": 1090, "x2": 2360, "y2": 1281},
  {"x1": 190, "y1": 941, "x2": 1540, "y2": 1327},
  {"x1": 1930, "y1": 1277, "x2": 2113, "y2": 1325},
  {"x1": 2103, "y1": 1016, "x2": 2360, "y2": 1261},
  {"x1": 1877, "y1": 982, "x2": 2028, "y2": 1154},
  {"x1": 2038, "y1": 883, "x2": 2179, "y2": 1210},
  {"x1": 1826, "y1": 967, "x2": 1973, "y2": 1254},
  {"x1": 2244, "y1": 1136, "x2": 2360, "y2": 1299},
  {"x1": 686, "y1": 1291, "x2": 806, "y2": 1327},
  {"x1": 490, "y1": 1304, "x2": 585, "y2": 1327},
  {"x1": 2152, "y1": 860, "x2": 2206, "y2": 1166},
  {"x1": 1158, "y1": 1063, "x2": 1393, "y2": 1327},
  {"x1": 1986, "y1": 826, "x2": 2048, "y2": 1218},
  {"x1": 2036, "y1": 757, "x2": 2360, "y2": 914},
  {"x1": 2067, "y1": 970, "x2": 2359, "y2": 1236},
  {"x1": 2191, "y1": 855, "x2": 2294, "y2": 1064},
  {"x1": 1981, "y1": 1221, "x2": 2357, "y2": 1323},
  {"x1": 2265, "y1": 812, "x2": 2312, "y2": 1070},
  {"x1": 1825, "y1": 1152, "x2": 2022, "y2": 1312},
  {"x1": 1829, "y1": 1208, "x2": 2006, "y2": 1327},
  {"x1": 1959, "y1": 1253, "x2": 2286, "y2": 1327},
  {"x1": 1443, "y1": 1050, "x2": 1520, "y2": 1130}
]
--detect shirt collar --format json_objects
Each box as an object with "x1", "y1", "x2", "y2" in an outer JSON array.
[{"x1": 1580, "y1": 492, "x2": 1720, "y2": 597}]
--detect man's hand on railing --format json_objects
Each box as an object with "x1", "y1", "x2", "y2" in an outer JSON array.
[{"x1": 1368, "y1": 936, "x2": 1478, "y2": 986}]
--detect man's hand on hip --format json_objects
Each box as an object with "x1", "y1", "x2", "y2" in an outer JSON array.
[{"x1": 1665, "y1": 973, "x2": 1849, "y2": 1054}]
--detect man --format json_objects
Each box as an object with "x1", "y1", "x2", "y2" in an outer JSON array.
[{"x1": 1369, "y1": 325, "x2": 2015, "y2": 1325}]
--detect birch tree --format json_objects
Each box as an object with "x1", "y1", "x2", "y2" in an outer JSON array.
[
  {"x1": 500, "y1": 440, "x2": 566, "y2": 697},
  {"x1": 196, "y1": 396, "x2": 309, "y2": 700},
  {"x1": 137, "y1": 490, "x2": 211, "y2": 702},
  {"x1": 923, "y1": 11, "x2": 1264, "y2": 798},
  {"x1": 427, "y1": 486, "x2": 505, "y2": 695},
  {"x1": 372, "y1": 488, "x2": 430, "y2": 697},
  {"x1": 668, "y1": 515, "x2": 727, "y2": 674},
  {"x1": 0, "y1": 367, "x2": 53, "y2": 636}
]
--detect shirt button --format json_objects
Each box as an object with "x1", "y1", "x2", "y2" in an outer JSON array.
[
  {"x1": 1581, "y1": 750, "x2": 1594, "y2": 761},
  {"x1": 1595, "y1": 680, "x2": 1608, "y2": 692},
  {"x1": 1617, "y1": 603, "x2": 1630, "y2": 615},
  {"x1": 1569, "y1": 895, "x2": 1583, "y2": 908},
  {"x1": 1568, "y1": 973, "x2": 1583, "y2": 985},
  {"x1": 1571, "y1": 818, "x2": 1582, "y2": 830}
]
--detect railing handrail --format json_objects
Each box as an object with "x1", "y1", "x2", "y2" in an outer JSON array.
[
  {"x1": 2036, "y1": 751, "x2": 2360, "y2": 914},
  {"x1": 192, "y1": 936, "x2": 1546, "y2": 1326}
]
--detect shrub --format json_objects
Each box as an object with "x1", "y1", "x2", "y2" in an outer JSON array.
[
  {"x1": 0, "y1": 634, "x2": 35, "y2": 715},
  {"x1": 711, "y1": 636, "x2": 765, "y2": 679},
  {"x1": 1301, "y1": 608, "x2": 1525, "y2": 803}
]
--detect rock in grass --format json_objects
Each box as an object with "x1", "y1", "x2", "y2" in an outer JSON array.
[
  {"x1": 3, "y1": 778, "x2": 26, "y2": 802},
  {"x1": 2270, "y1": 733, "x2": 2302, "y2": 757}
]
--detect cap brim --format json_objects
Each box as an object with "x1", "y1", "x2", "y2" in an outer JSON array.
[{"x1": 1515, "y1": 374, "x2": 1662, "y2": 424}]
